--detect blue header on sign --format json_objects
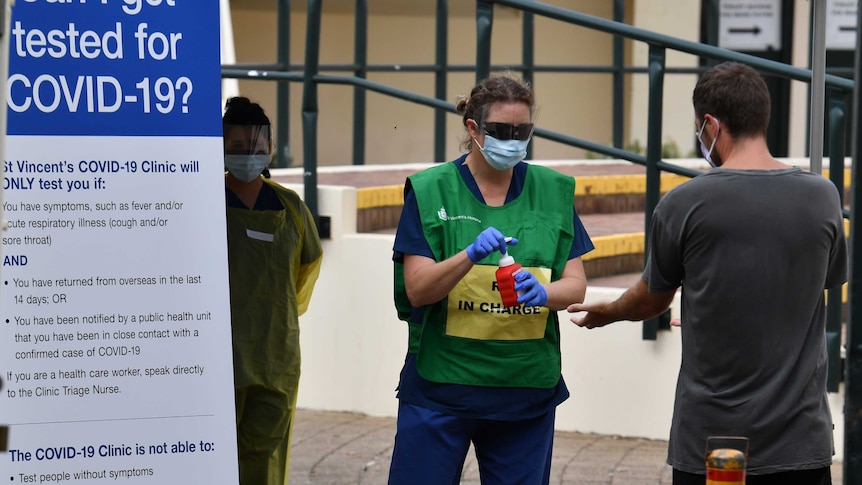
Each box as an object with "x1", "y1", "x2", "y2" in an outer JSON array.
[{"x1": 7, "y1": 1, "x2": 222, "y2": 137}]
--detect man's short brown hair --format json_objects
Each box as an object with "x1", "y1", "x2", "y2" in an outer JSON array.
[{"x1": 692, "y1": 62, "x2": 771, "y2": 138}]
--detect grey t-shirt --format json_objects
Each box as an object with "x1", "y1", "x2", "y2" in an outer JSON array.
[{"x1": 643, "y1": 167, "x2": 847, "y2": 475}]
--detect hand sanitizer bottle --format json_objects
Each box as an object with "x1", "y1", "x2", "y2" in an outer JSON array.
[{"x1": 496, "y1": 251, "x2": 522, "y2": 307}]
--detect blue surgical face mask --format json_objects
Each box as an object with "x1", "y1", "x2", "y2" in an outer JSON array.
[
  {"x1": 224, "y1": 154, "x2": 270, "y2": 183},
  {"x1": 696, "y1": 118, "x2": 720, "y2": 167},
  {"x1": 476, "y1": 135, "x2": 529, "y2": 171}
]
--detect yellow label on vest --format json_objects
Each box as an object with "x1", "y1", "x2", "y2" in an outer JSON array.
[{"x1": 446, "y1": 265, "x2": 551, "y2": 340}]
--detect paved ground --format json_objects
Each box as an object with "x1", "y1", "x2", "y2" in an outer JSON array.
[{"x1": 289, "y1": 409, "x2": 844, "y2": 485}]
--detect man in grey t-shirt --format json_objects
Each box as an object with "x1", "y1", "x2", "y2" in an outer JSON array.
[{"x1": 568, "y1": 62, "x2": 847, "y2": 485}]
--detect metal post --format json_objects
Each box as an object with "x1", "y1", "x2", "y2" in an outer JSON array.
[
  {"x1": 808, "y1": 0, "x2": 827, "y2": 173},
  {"x1": 844, "y1": 0, "x2": 862, "y2": 478},
  {"x1": 275, "y1": 0, "x2": 291, "y2": 168},
  {"x1": 642, "y1": 45, "x2": 666, "y2": 340},
  {"x1": 301, "y1": 0, "x2": 326, "y2": 235},
  {"x1": 826, "y1": 92, "x2": 845, "y2": 393},
  {"x1": 0, "y1": 0, "x2": 14, "y2": 451},
  {"x1": 522, "y1": 1, "x2": 534, "y2": 159},
  {"x1": 612, "y1": 0, "x2": 624, "y2": 149},
  {"x1": 434, "y1": 0, "x2": 448, "y2": 163},
  {"x1": 0, "y1": 0, "x2": 11, "y2": 227},
  {"x1": 705, "y1": 0, "x2": 719, "y2": 60},
  {"x1": 476, "y1": 0, "x2": 493, "y2": 83},
  {"x1": 352, "y1": 0, "x2": 368, "y2": 166}
]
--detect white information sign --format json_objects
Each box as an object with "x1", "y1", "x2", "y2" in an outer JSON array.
[
  {"x1": 0, "y1": 2, "x2": 238, "y2": 484},
  {"x1": 719, "y1": 0, "x2": 783, "y2": 51},
  {"x1": 825, "y1": 0, "x2": 858, "y2": 50}
]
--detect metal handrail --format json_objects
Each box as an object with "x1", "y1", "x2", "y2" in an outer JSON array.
[
  {"x1": 228, "y1": 61, "x2": 719, "y2": 75},
  {"x1": 491, "y1": 0, "x2": 853, "y2": 90}
]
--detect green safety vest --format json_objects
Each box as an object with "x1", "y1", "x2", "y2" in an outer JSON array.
[{"x1": 394, "y1": 162, "x2": 575, "y2": 388}]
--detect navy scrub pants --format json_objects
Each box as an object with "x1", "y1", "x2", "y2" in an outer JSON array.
[{"x1": 388, "y1": 401, "x2": 556, "y2": 485}]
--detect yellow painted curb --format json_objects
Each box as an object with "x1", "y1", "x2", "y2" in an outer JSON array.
[
  {"x1": 357, "y1": 185, "x2": 403, "y2": 209},
  {"x1": 356, "y1": 175, "x2": 692, "y2": 206},
  {"x1": 574, "y1": 174, "x2": 691, "y2": 196},
  {"x1": 356, "y1": 170, "x2": 851, "y2": 209},
  {"x1": 582, "y1": 233, "x2": 644, "y2": 261},
  {"x1": 355, "y1": 176, "x2": 686, "y2": 209},
  {"x1": 822, "y1": 168, "x2": 851, "y2": 184}
]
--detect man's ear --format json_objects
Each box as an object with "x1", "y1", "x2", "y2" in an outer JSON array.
[{"x1": 703, "y1": 114, "x2": 719, "y2": 136}]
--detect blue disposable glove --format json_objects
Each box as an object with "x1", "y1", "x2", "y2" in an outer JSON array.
[
  {"x1": 515, "y1": 270, "x2": 547, "y2": 307},
  {"x1": 466, "y1": 227, "x2": 518, "y2": 263}
]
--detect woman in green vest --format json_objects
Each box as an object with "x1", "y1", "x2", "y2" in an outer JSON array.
[{"x1": 390, "y1": 75, "x2": 593, "y2": 484}]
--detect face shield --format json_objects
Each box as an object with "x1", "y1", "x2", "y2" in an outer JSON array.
[{"x1": 224, "y1": 124, "x2": 272, "y2": 183}]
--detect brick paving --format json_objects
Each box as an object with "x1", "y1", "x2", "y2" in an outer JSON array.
[
  {"x1": 580, "y1": 212, "x2": 644, "y2": 238},
  {"x1": 288, "y1": 409, "x2": 844, "y2": 485}
]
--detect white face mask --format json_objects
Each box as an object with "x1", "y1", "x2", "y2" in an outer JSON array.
[
  {"x1": 696, "y1": 118, "x2": 720, "y2": 167},
  {"x1": 476, "y1": 135, "x2": 529, "y2": 171},
  {"x1": 224, "y1": 154, "x2": 270, "y2": 183}
]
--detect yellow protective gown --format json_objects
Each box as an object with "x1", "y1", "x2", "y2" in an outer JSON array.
[{"x1": 226, "y1": 179, "x2": 322, "y2": 485}]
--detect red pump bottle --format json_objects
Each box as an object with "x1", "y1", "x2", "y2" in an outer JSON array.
[{"x1": 496, "y1": 251, "x2": 522, "y2": 307}]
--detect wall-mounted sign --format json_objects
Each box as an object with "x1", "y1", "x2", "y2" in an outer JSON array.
[
  {"x1": 825, "y1": 0, "x2": 857, "y2": 50},
  {"x1": 719, "y1": 0, "x2": 783, "y2": 51},
  {"x1": 0, "y1": 2, "x2": 238, "y2": 483}
]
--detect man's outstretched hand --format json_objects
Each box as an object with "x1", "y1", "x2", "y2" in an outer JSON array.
[{"x1": 567, "y1": 301, "x2": 615, "y2": 329}]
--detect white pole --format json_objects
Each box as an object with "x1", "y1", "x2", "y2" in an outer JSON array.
[
  {"x1": 0, "y1": 0, "x2": 13, "y2": 451},
  {"x1": 0, "y1": 0, "x2": 15, "y2": 238},
  {"x1": 809, "y1": 0, "x2": 827, "y2": 174}
]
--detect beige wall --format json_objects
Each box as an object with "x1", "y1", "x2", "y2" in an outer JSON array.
[
  {"x1": 227, "y1": 0, "x2": 819, "y2": 167},
  {"x1": 229, "y1": 1, "x2": 616, "y2": 166},
  {"x1": 790, "y1": 0, "x2": 812, "y2": 158},
  {"x1": 628, "y1": 1, "x2": 701, "y2": 159}
]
